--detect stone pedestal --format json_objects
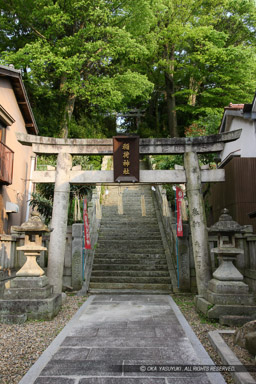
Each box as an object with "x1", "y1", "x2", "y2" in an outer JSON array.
[
  {"x1": 195, "y1": 279, "x2": 256, "y2": 326},
  {"x1": 0, "y1": 276, "x2": 62, "y2": 323},
  {"x1": 0, "y1": 212, "x2": 62, "y2": 324},
  {"x1": 195, "y1": 209, "x2": 256, "y2": 326}
]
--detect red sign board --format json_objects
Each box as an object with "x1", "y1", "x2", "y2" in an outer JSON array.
[
  {"x1": 113, "y1": 136, "x2": 139, "y2": 182},
  {"x1": 83, "y1": 198, "x2": 91, "y2": 249},
  {"x1": 176, "y1": 187, "x2": 183, "y2": 237}
]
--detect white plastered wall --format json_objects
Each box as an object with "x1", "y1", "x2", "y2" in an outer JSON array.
[{"x1": 220, "y1": 116, "x2": 256, "y2": 162}]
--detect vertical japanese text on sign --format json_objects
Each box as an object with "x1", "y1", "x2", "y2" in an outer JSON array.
[
  {"x1": 113, "y1": 136, "x2": 139, "y2": 182},
  {"x1": 122, "y1": 142, "x2": 130, "y2": 175}
]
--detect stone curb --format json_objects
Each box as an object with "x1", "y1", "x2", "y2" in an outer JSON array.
[
  {"x1": 208, "y1": 330, "x2": 256, "y2": 384},
  {"x1": 168, "y1": 296, "x2": 227, "y2": 384},
  {"x1": 18, "y1": 295, "x2": 95, "y2": 384}
]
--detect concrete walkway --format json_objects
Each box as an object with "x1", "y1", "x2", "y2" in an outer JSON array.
[{"x1": 19, "y1": 295, "x2": 226, "y2": 384}]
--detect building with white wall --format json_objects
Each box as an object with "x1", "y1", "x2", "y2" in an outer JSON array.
[
  {"x1": 209, "y1": 94, "x2": 256, "y2": 232},
  {"x1": 0, "y1": 65, "x2": 38, "y2": 234}
]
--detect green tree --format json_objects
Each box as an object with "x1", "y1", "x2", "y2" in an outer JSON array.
[
  {"x1": 132, "y1": 0, "x2": 256, "y2": 137},
  {"x1": 1, "y1": 0, "x2": 154, "y2": 138}
]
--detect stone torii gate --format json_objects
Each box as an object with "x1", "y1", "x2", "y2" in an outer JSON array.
[{"x1": 17, "y1": 130, "x2": 241, "y2": 295}]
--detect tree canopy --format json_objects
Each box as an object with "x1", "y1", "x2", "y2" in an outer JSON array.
[{"x1": 1, "y1": 0, "x2": 256, "y2": 138}]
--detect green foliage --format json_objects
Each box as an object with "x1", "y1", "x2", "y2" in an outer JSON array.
[
  {"x1": 198, "y1": 312, "x2": 218, "y2": 326},
  {"x1": 37, "y1": 156, "x2": 57, "y2": 170},
  {"x1": 0, "y1": 0, "x2": 154, "y2": 138},
  {"x1": 1, "y1": 0, "x2": 256, "y2": 139},
  {"x1": 151, "y1": 155, "x2": 183, "y2": 170},
  {"x1": 33, "y1": 154, "x2": 100, "y2": 224},
  {"x1": 172, "y1": 295, "x2": 195, "y2": 310},
  {"x1": 151, "y1": 154, "x2": 184, "y2": 205},
  {"x1": 29, "y1": 192, "x2": 53, "y2": 224},
  {"x1": 134, "y1": 0, "x2": 256, "y2": 137}
]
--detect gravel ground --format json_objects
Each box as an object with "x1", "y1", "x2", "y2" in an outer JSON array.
[
  {"x1": 172, "y1": 294, "x2": 256, "y2": 384},
  {"x1": 0, "y1": 294, "x2": 85, "y2": 384},
  {"x1": 0, "y1": 293, "x2": 255, "y2": 384}
]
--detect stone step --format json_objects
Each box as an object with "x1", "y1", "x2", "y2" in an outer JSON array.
[
  {"x1": 99, "y1": 227, "x2": 160, "y2": 232},
  {"x1": 92, "y1": 264, "x2": 168, "y2": 271},
  {"x1": 99, "y1": 221, "x2": 158, "y2": 226},
  {"x1": 101, "y1": 222, "x2": 157, "y2": 226},
  {"x1": 90, "y1": 276, "x2": 172, "y2": 284},
  {"x1": 89, "y1": 282, "x2": 172, "y2": 290},
  {"x1": 103, "y1": 202, "x2": 154, "y2": 208},
  {"x1": 3, "y1": 285, "x2": 53, "y2": 300},
  {"x1": 100, "y1": 218, "x2": 157, "y2": 222},
  {"x1": 93, "y1": 258, "x2": 168, "y2": 265},
  {"x1": 219, "y1": 315, "x2": 253, "y2": 327},
  {"x1": 99, "y1": 227, "x2": 160, "y2": 233},
  {"x1": 103, "y1": 206, "x2": 155, "y2": 210},
  {"x1": 91, "y1": 270, "x2": 170, "y2": 277},
  {"x1": 104, "y1": 197, "x2": 153, "y2": 202},
  {"x1": 98, "y1": 234, "x2": 161, "y2": 239},
  {"x1": 103, "y1": 201, "x2": 153, "y2": 206},
  {"x1": 0, "y1": 313, "x2": 28, "y2": 324},
  {"x1": 89, "y1": 289, "x2": 171, "y2": 294},
  {"x1": 102, "y1": 215, "x2": 157, "y2": 219},
  {"x1": 119, "y1": 195, "x2": 153, "y2": 199},
  {"x1": 89, "y1": 183, "x2": 172, "y2": 293},
  {"x1": 98, "y1": 234, "x2": 162, "y2": 240},
  {"x1": 0, "y1": 294, "x2": 62, "y2": 320},
  {"x1": 102, "y1": 207, "x2": 155, "y2": 211},
  {"x1": 94, "y1": 253, "x2": 166, "y2": 260},
  {"x1": 97, "y1": 240, "x2": 163, "y2": 247},
  {"x1": 95, "y1": 248, "x2": 165, "y2": 254}
]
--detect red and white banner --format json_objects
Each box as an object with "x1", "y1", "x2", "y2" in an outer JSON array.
[
  {"x1": 176, "y1": 187, "x2": 183, "y2": 237},
  {"x1": 83, "y1": 199, "x2": 91, "y2": 249}
]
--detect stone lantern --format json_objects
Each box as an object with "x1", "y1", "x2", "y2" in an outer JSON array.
[
  {"x1": 195, "y1": 209, "x2": 256, "y2": 326},
  {"x1": 12, "y1": 211, "x2": 51, "y2": 277},
  {"x1": 209, "y1": 208, "x2": 244, "y2": 283},
  {"x1": 0, "y1": 212, "x2": 62, "y2": 324}
]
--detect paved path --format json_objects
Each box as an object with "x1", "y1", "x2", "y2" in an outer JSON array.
[{"x1": 19, "y1": 295, "x2": 226, "y2": 384}]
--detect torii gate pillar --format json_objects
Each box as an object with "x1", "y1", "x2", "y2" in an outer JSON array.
[
  {"x1": 184, "y1": 151, "x2": 212, "y2": 294},
  {"x1": 47, "y1": 153, "x2": 72, "y2": 293}
]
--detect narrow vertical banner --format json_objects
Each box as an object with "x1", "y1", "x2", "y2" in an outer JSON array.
[
  {"x1": 176, "y1": 187, "x2": 183, "y2": 237},
  {"x1": 83, "y1": 198, "x2": 91, "y2": 250}
]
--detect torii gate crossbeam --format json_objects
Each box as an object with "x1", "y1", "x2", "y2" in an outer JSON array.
[{"x1": 16, "y1": 130, "x2": 241, "y2": 295}]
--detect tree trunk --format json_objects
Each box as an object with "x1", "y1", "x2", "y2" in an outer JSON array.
[
  {"x1": 188, "y1": 77, "x2": 201, "y2": 106},
  {"x1": 60, "y1": 93, "x2": 76, "y2": 139},
  {"x1": 165, "y1": 72, "x2": 178, "y2": 137},
  {"x1": 164, "y1": 44, "x2": 178, "y2": 137},
  {"x1": 60, "y1": 75, "x2": 76, "y2": 139}
]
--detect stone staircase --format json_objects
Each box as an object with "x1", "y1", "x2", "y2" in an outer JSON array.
[{"x1": 89, "y1": 184, "x2": 172, "y2": 293}]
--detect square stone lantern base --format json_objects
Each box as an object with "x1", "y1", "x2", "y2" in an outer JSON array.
[
  {"x1": 0, "y1": 212, "x2": 62, "y2": 324},
  {"x1": 0, "y1": 276, "x2": 62, "y2": 324},
  {"x1": 195, "y1": 279, "x2": 256, "y2": 326},
  {"x1": 195, "y1": 209, "x2": 256, "y2": 326}
]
